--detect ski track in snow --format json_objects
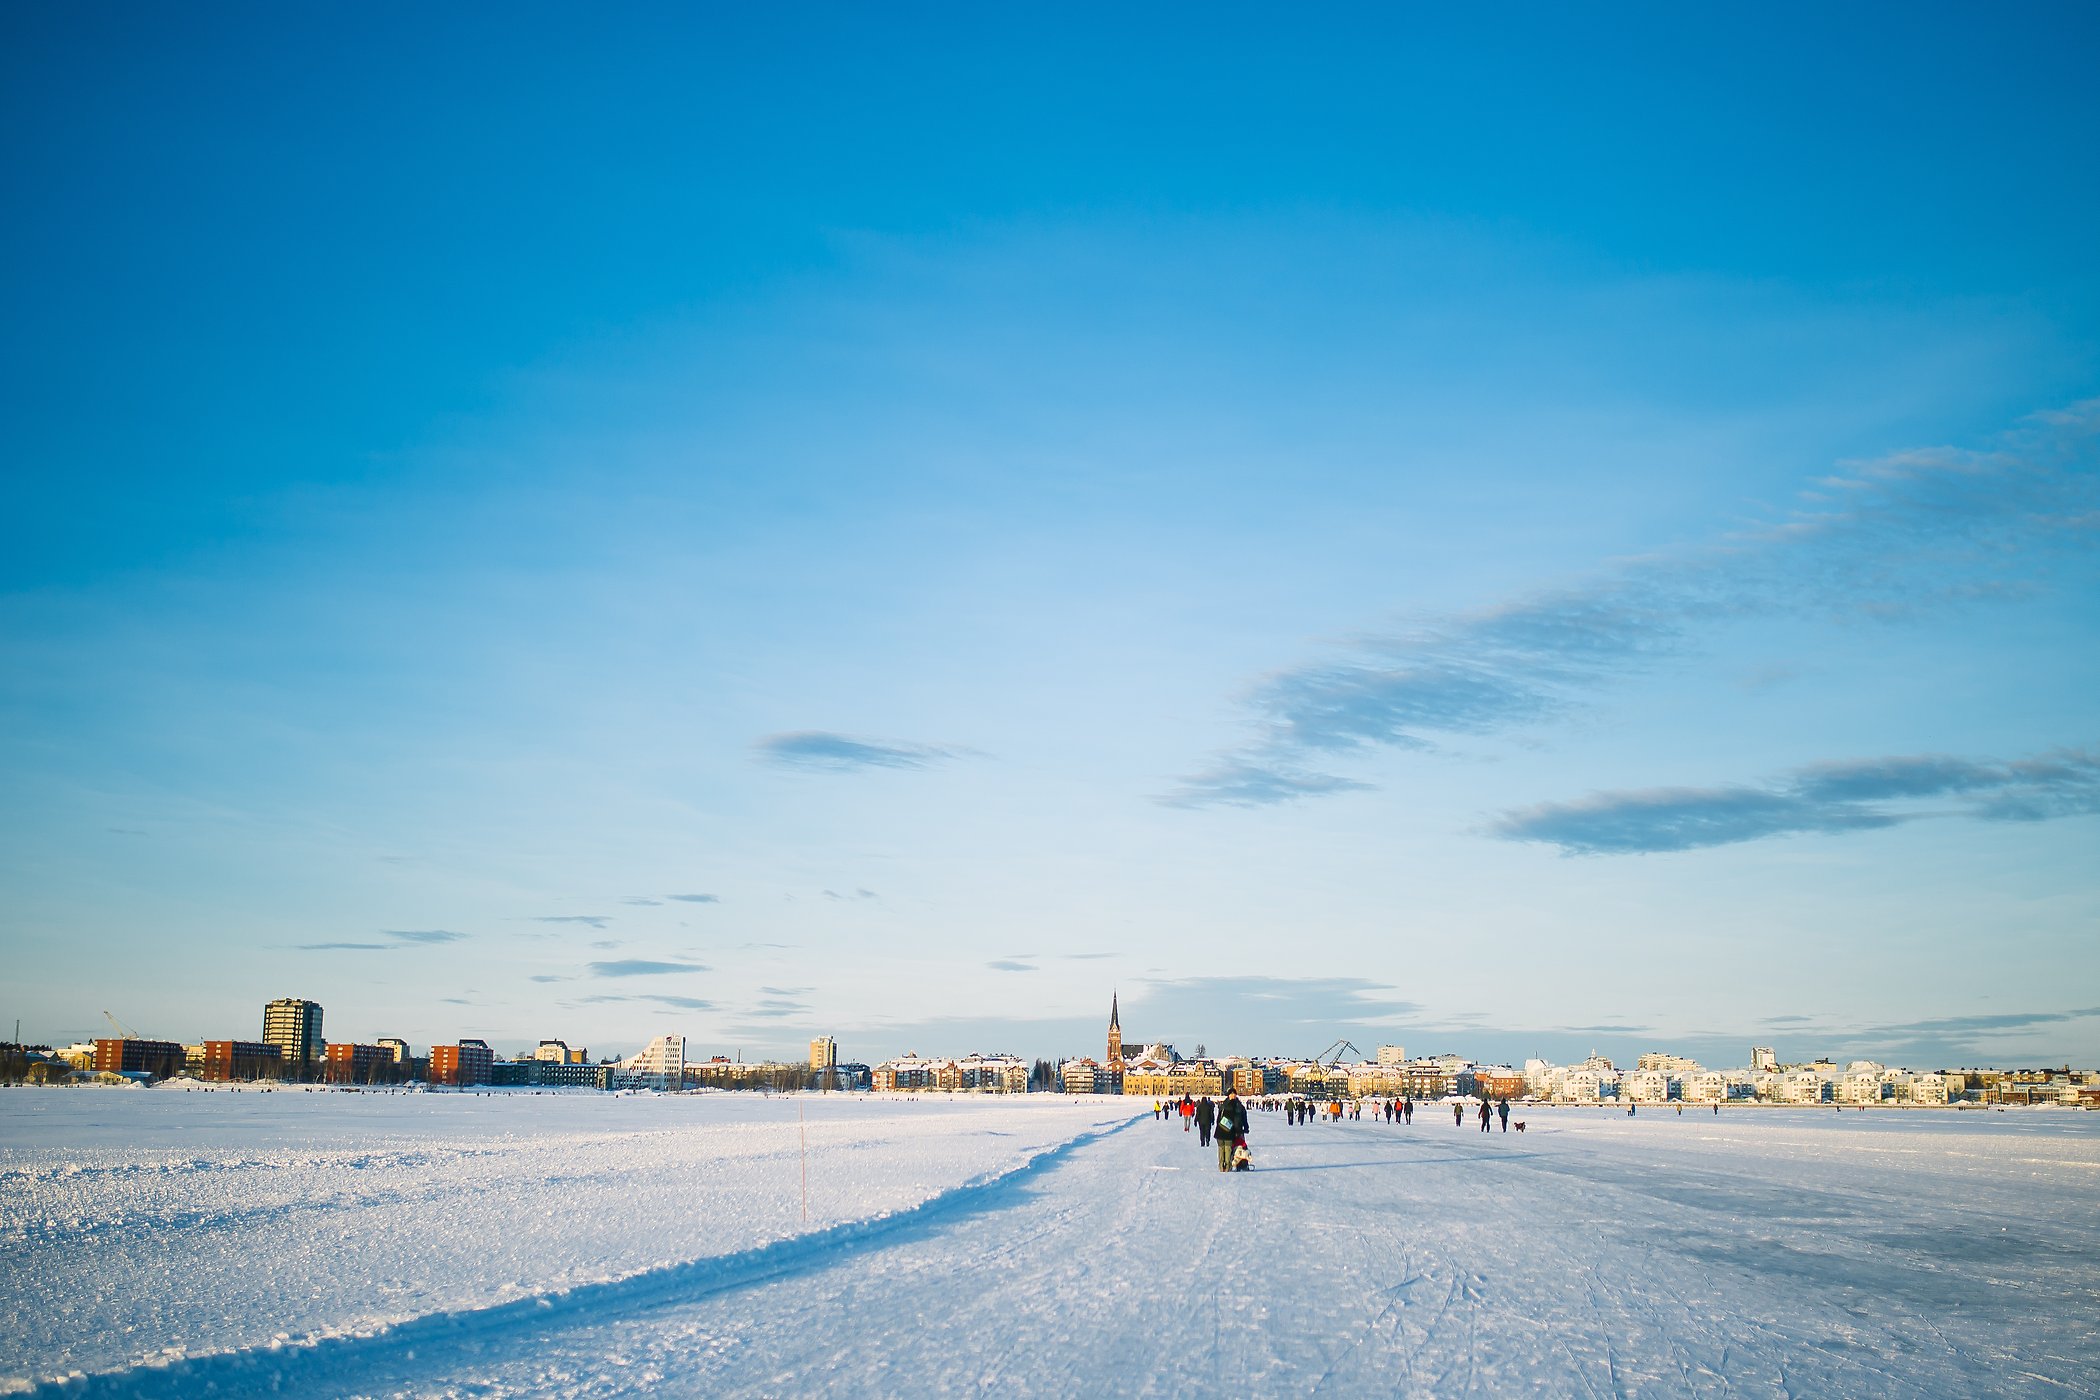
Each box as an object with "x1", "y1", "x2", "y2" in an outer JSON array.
[{"x1": 5, "y1": 1095, "x2": 2098, "y2": 1398}]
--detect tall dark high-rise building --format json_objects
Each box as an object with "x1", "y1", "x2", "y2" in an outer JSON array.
[{"x1": 262, "y1": 998, "x2": 324, "y2": 1079}]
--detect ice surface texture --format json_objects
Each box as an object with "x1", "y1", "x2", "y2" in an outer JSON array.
[{"x1": 5, "y1": 1093, "x2": 2097, "y2": 1397}]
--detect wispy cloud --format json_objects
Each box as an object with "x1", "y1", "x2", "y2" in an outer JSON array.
[
  {"x1": 1771, "y1": 1005, "x2": 2100, "y2": 1066},
  {"x1": 755, "y1": 731, "x2": 973, "y2": 773},
  {"x1": 1167, "y1": 402, "x2": 2100, "y2": 806},
  {"x1": 1866, "y1": 1006, "x2": 2100, "y2": 1037},
  {"x1": 535, "y1": 915, "x2": 612, "y2": 929},
  {"x1": 1496, "y1": 747, "x2": 2100, "y2": 855},
  {"x1": 1157, "y1": 763, "x2": 1373, "y2": 809},
  {"x1": 619, "y1": 897, "x2": 662, "y2": 907},
  {"x1": 294, "y1": 928, "x2": 470, "y2": 951},
  {"x1": 573, "y1": 993, "x2": 715, "y2": 1011},
  {"x1": 744, "y1": 997, "x2": 811, "y2": 1019},
  {"x1": 383, "y1": 928, "x2": 468, "y2": 944},
  {"x1": 987, "y1": 959, "x2": 1036, "y2": 973},
  {"x1": 822, "y1": 887, "x2": 878, "y2": 902},
  {"x1": 588, "y1": 959, "x2": 710, "y2": 978},
  {"x1": 668, "y1": 893, "x2": 720, "y2": 904},
  {"x1": 529, "y1": 975, "x2": 570, "y2": 984}
]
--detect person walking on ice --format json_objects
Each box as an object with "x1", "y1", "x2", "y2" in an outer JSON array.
[
  {"x1": 1478, "y1": 1100, "x2": 1493, "y2": 1133},
  {"x1": 1195, "y1": 1094, "x2": 1215, "y2": 1149},
  {"x1": 1497, "y1": 1098, "x2": 1510, "y2": 1132},
  {"x1": 1216, "y1": 1087, "x2": 1250, "y2": 1172},
  {"x1": 1454, "y1": 1101, "x2": 1465, "y2": 1127}
]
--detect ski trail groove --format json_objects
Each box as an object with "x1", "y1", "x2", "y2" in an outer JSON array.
[{"x1": 25, "y1": 1118, "x2": 1138, "y2": 1399}]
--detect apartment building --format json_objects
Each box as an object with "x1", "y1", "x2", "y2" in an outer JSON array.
[
  {"x1": 196, "y1": 1040, "x2": 282, "y2": 1081},
  {"x1": 430, "y1": 1039, "x2": 493, "y2": 1087},
  {"x1": 91, "y1": 1037, "x2": 186, "y2": 1080},
  {"x1": 324, "y1": 1043, "x2": 399, "y2": 1085},
  {"x1": 262, "y1": 998, "x2": 325, "y2": 1079}
]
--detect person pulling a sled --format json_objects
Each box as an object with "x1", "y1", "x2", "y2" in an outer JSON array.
[{"x1": 1216, "y1": 1086, "x2": 1250, "y2": 1172}]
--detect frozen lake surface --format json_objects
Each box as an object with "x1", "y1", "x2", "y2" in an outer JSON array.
[{"x1": 5, "y1": 1091, "x2": 2097, "y2": 1397}]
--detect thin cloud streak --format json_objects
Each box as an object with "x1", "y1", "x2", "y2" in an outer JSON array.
[
  {"x1": 754, "y1": 731, "x2": 974, "y2": 773},
  {"x1": 1156, "y1": 763, "x2": 1373, "y2": 809},
  {"x1": 572, "y1": 993, "x2": 714, "y2": 1012},
  {"x1": 1496, "y1": 747, "x2": 2100, "y2": 855},
  {"x1": 294, "y1": 928, "x2": 472, "y2": 951},
  {"x1": 587, "y1": 959, "x2": 710, "y2": 978},
  {"x1": 1167, "y1": 402, "x2": 2100, "y2": 806}
]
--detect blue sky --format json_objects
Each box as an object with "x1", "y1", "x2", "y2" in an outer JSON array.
[{"x1": 4, "y1": 4, "x2": 2097, "y2": 1069}]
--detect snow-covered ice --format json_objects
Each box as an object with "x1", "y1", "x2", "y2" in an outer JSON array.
[{"x1": 5, "y1": 1093, "x2": 2097, "y2": 1397}]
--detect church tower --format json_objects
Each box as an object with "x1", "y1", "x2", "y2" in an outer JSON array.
[{"x1": 1106, "y1": 991, "x2": 1123, "y2": 1065}]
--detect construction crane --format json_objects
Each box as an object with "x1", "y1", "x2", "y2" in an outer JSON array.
[
  {"x1": 1315, "y1": 1038, "x2": 1362, "y2": 1066},
  {"x1": 102, "y1": 1010, "x2": 143, "y2": 1041}
]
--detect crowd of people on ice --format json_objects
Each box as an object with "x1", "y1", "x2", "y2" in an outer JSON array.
[{"x1": 1150, "y1": 1089, "x2": 1530, "y2": 1170}]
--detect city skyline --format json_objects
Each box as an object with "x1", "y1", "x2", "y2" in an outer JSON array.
[
  {"x1": 5, "y1": 7, "x2": 2099, "y2": 1066},
  {"x1": 25, "y1": 983, "x2": 2100, "y2": 1078}
]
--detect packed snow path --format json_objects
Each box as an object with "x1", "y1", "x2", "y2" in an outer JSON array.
[{"x1": 11, "y1": 1098, "x2": 2100, "y2": 1397}]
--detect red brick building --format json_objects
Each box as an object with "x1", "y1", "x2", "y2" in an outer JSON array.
[
  {"x1": 199, "y1": 1040, "x2": 283, "y2": 1081},
  {"x1": 324, "y1": 1042, "x2": 399, "y2": 1085},
  {"x1": 91, "y1": 1038, "x2": 186, "y2": 1080},
  {"x1": 429, "y1": 1039, "x2": 493, "y2": 1086},
  {"x1": 1475, "y1": 1067, "x2": 1529, "y2": 1100}
]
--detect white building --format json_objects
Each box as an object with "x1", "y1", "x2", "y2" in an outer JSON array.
[
  {"x1": 615, "y1": 1034, "x2": 684, "y2": 1089},
  {"x1": 953, "y1": 1053, "x2": 1029, "y2": 1093},
  {"x1": 1836, "y1": 1061, "x2": 1887, "y2": 1105},
  {"x1": 1060, "y1": 1058, "x2": 1118, "y2": 1094},
  {"x1": 1780, "y1": 1067, "x2": 1831, "y2": 1104},
  {"x1": 1636, "y1": 1053, "x2": 1702, "y2": 1074},
  {"x1": 1622, "y1": 1069, "x2": 1672, "y2": 1103},
  {"x1": 872, "y1": 1055, "x2": 944, "y2": 1092},
  {"x1": 1554, "y1": 1068, "x2": 1617, "y2": 1103},
  {"x1": 1376, "y1": 1045, "x2": 1407, "y2": 1066},
  {"x1": 1681, "y1": 1071, "x2": 1727, "y2": 1103},
  {"x1": 1348, "y1": 1062, "x2": 1408, "y2": 1097}
]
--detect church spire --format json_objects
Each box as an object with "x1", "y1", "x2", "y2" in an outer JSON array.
[
  {"x1": 1110, "y1": 990, "x2": 1120, "y2": 1030},
  {"x1": 1106, "y1": 990, "x2": 1123, "y2": 1065}
]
